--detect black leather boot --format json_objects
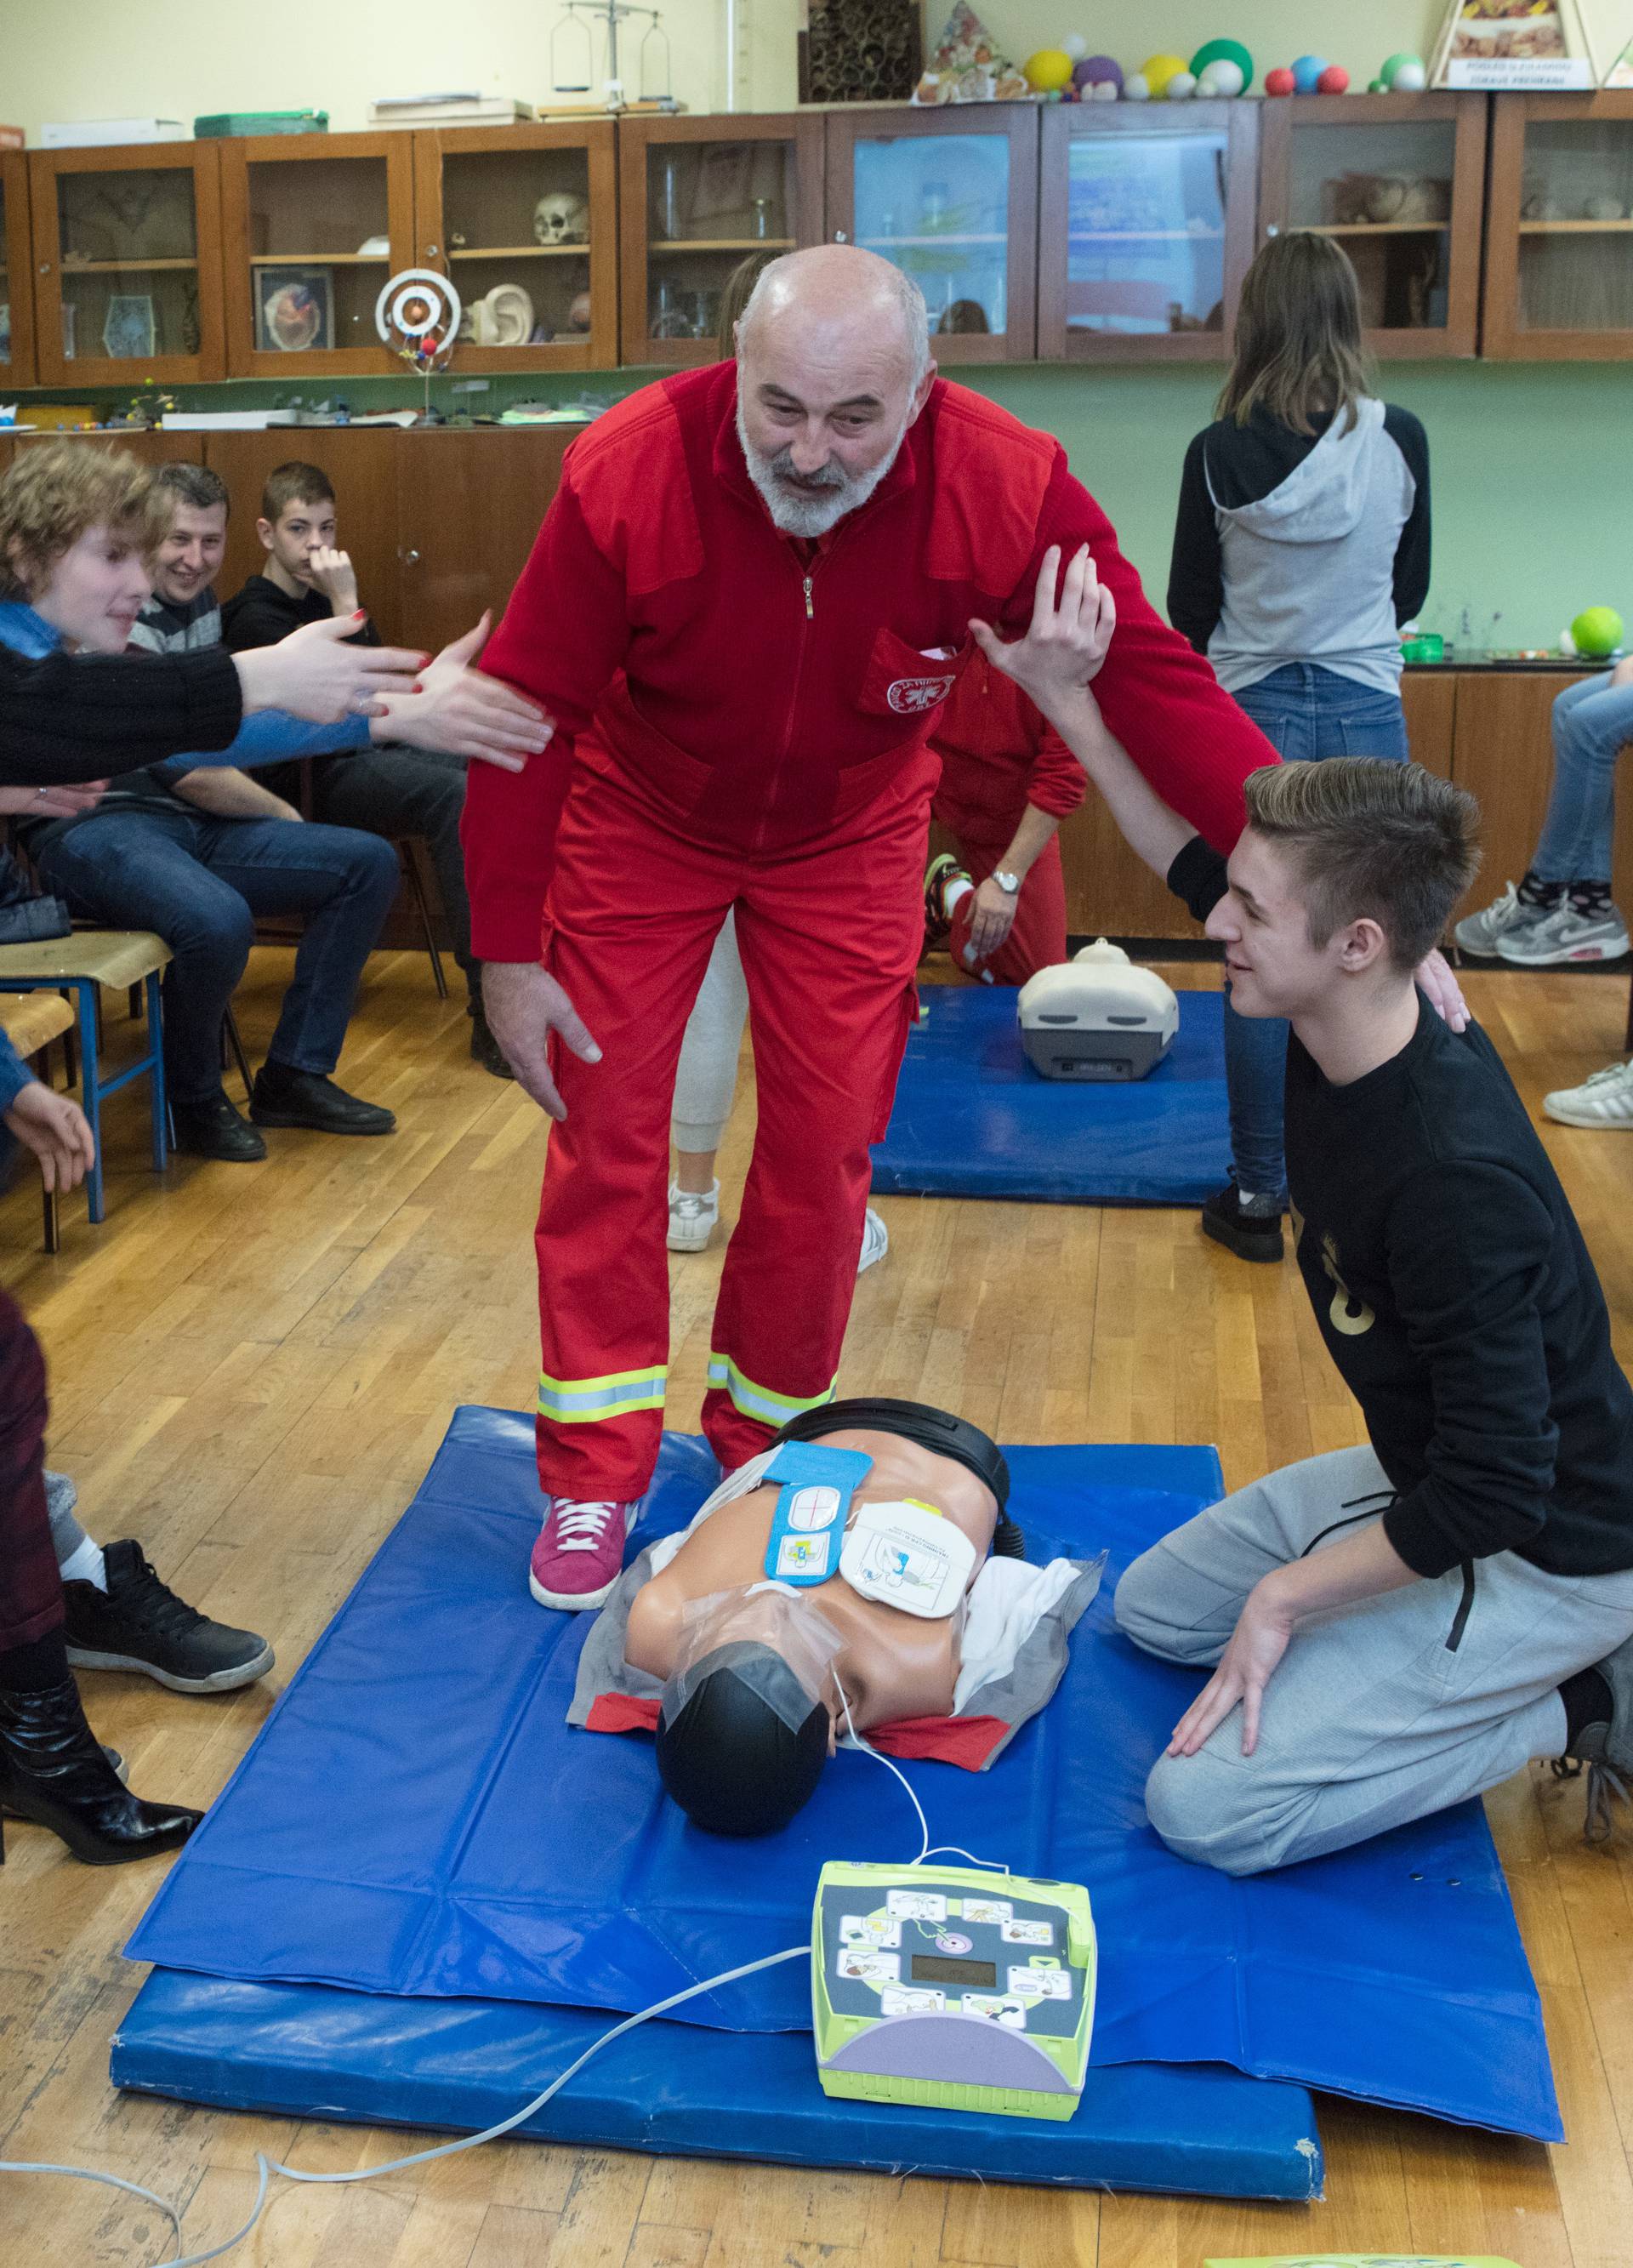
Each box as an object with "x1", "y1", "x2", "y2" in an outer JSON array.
[{"x1": 0, "y1": 1676, "x2": 202, "y2": 1866}]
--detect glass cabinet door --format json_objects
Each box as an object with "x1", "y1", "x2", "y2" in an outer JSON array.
[
  {"x1": 1038, "y1": 105, "x2": 1256, "y2": 362},
  {"x1": 0, "y1": 152, "x2": 34, "y2": 389},
  {"x1": 219, "y1": 132, "x2": 414, "y2": 377},
  {"x1": 417, "y1": 123, "x2": 617, "y2": 372},
  {"x1": 27, "y1": 143, "x2": 225, "y2": 385},
  {"x1": 1259, "y1": 94, "x2": 1486, "y2": 358},
  {"x1": 619, "y1": 116, "x2": 826, "y2": 366},
  {"x1": 827, "y1": 108, "x2": 1038, "y2": 362},
  {"x1": 1485, "y1": 94, "x2": 1633, "y2": 358}
]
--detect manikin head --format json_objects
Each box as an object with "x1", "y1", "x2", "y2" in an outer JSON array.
[
  {"x1": 257, "y1": 460, "x2": 339, "y2": 596},
  {"x1": 0, "y1": 442, "x2": 167, "y2": 652},
  {"x1": 1207, "y1": 760, "x2": 1481, "y2": 1023},
  {"x1": 732, "y1": 245, "x2": 937, "y2": 540},
  {"x1": 151, "y1": 462, "x2": 230, "y2": 610},
  {"x1": 655, "y1": 1586, "x2": 841, "y2": 1837}
]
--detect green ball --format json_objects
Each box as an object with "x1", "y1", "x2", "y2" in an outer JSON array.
[
  {"x1": 1380, "y1": 50, "x2": 1423, "y2": 87},
  {"x1": 1571, "y1": 605, "x2": 1624, "y2": 656},
  {"x1": 1190, "y1": 37, "x2": 1255, "y2": 92}
]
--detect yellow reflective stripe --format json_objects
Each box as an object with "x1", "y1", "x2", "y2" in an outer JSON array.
[
  {"x1": 538, "y1": 1366, "x2": 667, "y2": 1424},
  {"x1": 706, "y1": 1353, "x2": 837, "y2": 1427}
]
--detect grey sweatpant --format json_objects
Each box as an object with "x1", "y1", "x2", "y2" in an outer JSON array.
[
  {"x1": 1115, "y1": 1445, "x2": 1633, "y2": 1877},
  {"x1": 44, "y1": 1469, "x2": 86, "y2": 1564},
  {"x1": 671, "y1": 912, "x2": 749, "y2": 1153}
]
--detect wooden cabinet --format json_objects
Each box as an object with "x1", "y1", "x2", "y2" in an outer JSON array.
[
  {"x1": 1258, "y1": 92, "x2": 1487, "y2": 359},
  {"x1": 1483, "y1": 92, "x2": 1633, "y2": 360},
  {"x1": 826, "y1": 103, "x2": 1039, "y2": 362},
  {"x1": 393, "y1": 427, "x2": 575, "y2": 650},
  {"x1": 26, "y1": 141, "x2": 225, "y2": 387},
  {"x1": 1, "y1": 151, "x2": 37, "y2": 390},
  {"x1": 218, "y1": 131, "x2": 415, "y2": 379},
  {"x1": 415, "y1": 123, "x2": 618, "y2": 373},
  {"x1": 1038, "y1": 100, "x2": 1259, "y2": 364},
  {"x1": 618, "y1": 113, "x2": 826, "y2": 366},
  {"x1": 1448, "y1": 669, "x2": 1633, "y2": 919}
]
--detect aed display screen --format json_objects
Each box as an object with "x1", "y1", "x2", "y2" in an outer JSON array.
[{"x1": 909, "y1": 1953, "x2": 997, "y2": 1988}]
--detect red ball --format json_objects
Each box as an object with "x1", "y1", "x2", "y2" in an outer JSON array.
[
  {"x1": 1264, "y1": 66, "x2": 1295, "y2": 95},
  {"x1": 1317, "y1": 63, "x2": 1350, "y2": 93}
]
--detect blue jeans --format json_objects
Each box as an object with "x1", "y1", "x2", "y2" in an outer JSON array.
[
  {"x1": 36, "y1": 809, "x2": 400, "y2": 1105},
  {"x1": 1529, "y1": 671, "x2": 1633, "y2": 887},
  {"x1": 1223, "y1": 664, "x2": 1411, "y2": 1203}
]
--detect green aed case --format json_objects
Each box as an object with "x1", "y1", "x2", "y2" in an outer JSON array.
[{"x1": 811, "y1": 1861, "x2": 1095, "y2": 2123}]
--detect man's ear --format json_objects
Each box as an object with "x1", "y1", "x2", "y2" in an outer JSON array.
[
  {"x1": 1337, "y1": 916, "x2": 1391, "y2": 975},
  {"x1": 254, "y1": 516, "x2": 274, "y2": 556},
  {"x1": 908, "y1": 357, "x2": 939, "y2": 425}
]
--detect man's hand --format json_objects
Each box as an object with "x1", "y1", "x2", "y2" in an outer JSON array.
[
  {"x1": 0, "y1": 781, "x2": 107, "y2": 820},
  {"x1": 969, "y1": 544, "x2": 1116, "y2": 712},
  {"x1": 1417, "y1": 947, "x2": 1469, "y2": 1034},
  {"x1": 234, "y1": 616, "x2": 427, "y2": 723},
  {"x1": 481, "y1": 960, "x2": 601, "y2": 1120},
  {"x1": 966, "y1": 875, "x2": 1018, "y2": 963},
  {"x1": 307, "y1": 544, "x2": 361, "y2": 615},
  {"x1": 371, "y1": 614, "x2": 555, "y2": 773},
  {"x1": 1609, "y1": 654, "x2": 1633, "y2": 689},
  {"x1": 3, "y1": 1081, "x2": 95, "y2": 1192},
  {"x1": 1168, "y1": 1576, "x2": 1297, "y2": 1760}
]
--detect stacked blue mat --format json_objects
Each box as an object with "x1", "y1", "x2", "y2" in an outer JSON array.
[
  {"x1": 870, "y1": 983, "x2": 1230, "y2": 1205},
  {"x1": 114, "y1": 1408, "x2": 1560, "y2": 2201}
]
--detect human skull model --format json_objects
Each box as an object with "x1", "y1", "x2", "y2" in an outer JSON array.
[{"x1": 533, "y1": 191, "x2": 590, "y2": 246}]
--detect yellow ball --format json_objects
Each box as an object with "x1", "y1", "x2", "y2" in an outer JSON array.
[
  {"x1": 1023, "y1": 47, "x2": 1074, "y2": 91},
  {"x1": 1141, "y1": 53, "x2": 1189, "y2": 97}
]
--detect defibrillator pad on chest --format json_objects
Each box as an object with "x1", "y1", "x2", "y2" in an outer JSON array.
[
  {"x1": 839, "y1": 1499, "x2": 978, "y2": 1619},
  {"x1": 761, "y1": 1443, "x2": 873, "y2": 1587}
]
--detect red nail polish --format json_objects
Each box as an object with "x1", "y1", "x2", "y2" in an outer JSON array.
[
  {"x1": 352, "y1": 608, "x2": 367, "y2": 621},
  {"x1": 412, "y1": 681, "x2": 424, "y2": 694}
]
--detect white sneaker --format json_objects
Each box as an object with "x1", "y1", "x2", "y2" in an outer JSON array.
[
  {"x1": 1498, "y1": 904, "x2": 1630, "y2": 966},
  {"x1": 1454, "y1": 882, "x2": 1557, "y2": 958},
  {"x1": 1544, "y1": 1057, "x2": 1633, "y2": 1130},
  {"x1": 857, "y1": 1207, "x2": 889, "y2": 1275},
  {"x1": 668, "y1": 1179, "x2": 720, "y2": 1253}
]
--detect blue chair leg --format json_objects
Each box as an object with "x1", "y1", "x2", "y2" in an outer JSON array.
[
  {"x1": 77, "y1": 980, "x2": 105, "y2": 1225},
  {"x1": 146, "y1": 970, "x2": 168, "y2": 1172}
]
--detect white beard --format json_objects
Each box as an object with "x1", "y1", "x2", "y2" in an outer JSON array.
[{"x1": 735, "y1": 393, "x2": 909, "y2": 539}]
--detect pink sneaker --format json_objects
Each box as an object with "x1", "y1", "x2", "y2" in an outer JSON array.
[{"x1": 529, "y1": 1499, "x2": 637, "y2": 1610}]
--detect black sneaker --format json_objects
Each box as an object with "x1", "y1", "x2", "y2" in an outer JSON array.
[
  {"x1": 1200, "y1": 1182, "x2": 1286, "y2": 1264},
  {"x1": 171, "y1": 1088, "x2": 267, "y2": 1162},
  {"x1": 63, "y1": 1540, "x2": 275, "y2": 1694},
  {"x1": 469, "y1": 1005, "x2": 515, "y2": 1080},
  {"x1": 250, "y1": 1062, "x2": 395, "y2": 1137}
]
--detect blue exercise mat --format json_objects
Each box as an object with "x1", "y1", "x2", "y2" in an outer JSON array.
[
  {"x1": 126, "y1": 1408, "x2": 1559, "y2": 2141},
  {"x1": 112, "y1": 1970, "x2": 1323, "y2": 2200},
  {"x1": 870, "y1": 983, "x2": 1229, "y2": 1205}
]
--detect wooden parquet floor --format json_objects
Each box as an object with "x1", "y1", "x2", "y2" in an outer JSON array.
[{"x1": 2, "y1": 948, "x2": 1630, "y2": 2268}]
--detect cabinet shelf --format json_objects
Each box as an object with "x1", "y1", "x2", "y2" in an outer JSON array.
[
  {"x1": 60, "y1": 257, "x2": 198, "y2": 272},
  {"x1": 248, "y1": 252, "x2": 390, "y2": 266},
  {"x1": 649, "y1": 236, "x2": 795, "y2": 253},
  {"x1": 1517, "y1": 217, "x2": 1633, "y2": 233},
  {"x1": 1303, "y1": 222, "x2": 1448, "y2": 236},
  {"x1": 1067, "y1": 229, "x2": 1223, "y2": 242},
  {"x1": 447, "y1": 243, "x2": 593, "y2": 259},
  {"x1": 859, "y1": 233, "x2": 1005, "y2": 248}
]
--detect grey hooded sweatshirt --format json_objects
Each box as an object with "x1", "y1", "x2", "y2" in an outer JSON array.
[{"x1": 1168, "y1": 398, "x2": 1431, "y2": 698}]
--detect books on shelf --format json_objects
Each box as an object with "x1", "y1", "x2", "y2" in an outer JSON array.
[
  {"x1": 369, "y1": 94, "x2": 535, "y2": 128},
  {"x1": 40, "y1": 118, "x2": 187, "y2": 147},
  {"x1": 532, "y1": 96, "x2": 688, "y2": 118}
]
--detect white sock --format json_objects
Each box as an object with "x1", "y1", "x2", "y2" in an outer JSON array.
[
  {"x1": 943, "y1": 877, "x2": 974, "y2": 917},
  {"x1": 59, "y1": 1536, "x2": 108, "y2": 1591}
]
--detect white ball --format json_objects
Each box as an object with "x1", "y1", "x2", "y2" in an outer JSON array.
[
  {"x1": 1090, "y1": 77, "x2": 1118, "y2": 100},
  {"x1": 1124, "y1": 71, "x2": 1151, "y2": 100},
  {"x1": 1061, "y1": 32, "x2": 1088, "y2": 59},
  {"x1": 1164, "y1": 69, "x2": 1197, "y2": 99},
  {"x1": 1391, "y1": 59, "x2": 1426, "y2": 90},
  {"x1": 1559, "y1": 628, "x2": 1578, "y2": 657},
  {"x1": 1200, "y1": 57, "x2": 1244, "y2": 96}
]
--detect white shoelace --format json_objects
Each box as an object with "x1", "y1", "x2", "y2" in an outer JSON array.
[{"x1": 550, "y1": 1501, "x2": 623, "y2": 1552}]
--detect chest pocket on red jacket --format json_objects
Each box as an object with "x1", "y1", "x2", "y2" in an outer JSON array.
[{"x1": 857, "y1": 626, "x2": 969, "y2": 721}]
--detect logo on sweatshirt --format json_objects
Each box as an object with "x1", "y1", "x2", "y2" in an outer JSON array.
[
  {"x1": 1319, "y1": 1232, "x2": 1375, "y2": 1338},
  {"x1": 886, "y1": 674, "x2": 956, "y2": 715}
]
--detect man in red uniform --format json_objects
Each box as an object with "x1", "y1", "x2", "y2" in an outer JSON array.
[
  {"x1": 465, "y1": 247, "x2": 1275, "y2": 1612},
  {"x1": 924, "y1": 651, "x2": 1084, "y2": 985}
]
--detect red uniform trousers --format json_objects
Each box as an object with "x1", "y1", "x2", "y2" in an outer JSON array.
[
  {"x1": 0, "y1": 1289, "x2": 62, "y2": 1655},
  {"x1": 534, "y1": 754, "x2": 931, "y2": 1499},
  {"x1": 938, "y1": 798, "x2": 1069, "y2": 987}
]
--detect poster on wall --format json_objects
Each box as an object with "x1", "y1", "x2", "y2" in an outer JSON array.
[
  {"x1": 1606, "y1": 28, "x2": 1633, "y2": 85},
  {"x1": 1430, "y1": 0, "x2": 1598, "y2": 88}
]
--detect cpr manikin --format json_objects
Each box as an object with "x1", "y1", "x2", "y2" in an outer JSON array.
[
  {"x1": 1017, "y1": 938, "x2": 1179, "y2": 1082},
  {"x1": 566, "y1": 1397, "x2": 1102, "y2": 1838}
]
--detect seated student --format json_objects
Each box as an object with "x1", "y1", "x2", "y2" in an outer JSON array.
[
  {"x1": 567, "y1": 1399, "x2": 1100, "y2": 1836},
  {"x1": 222, "y1": 462, "x2": 509, "y2": 1077}
]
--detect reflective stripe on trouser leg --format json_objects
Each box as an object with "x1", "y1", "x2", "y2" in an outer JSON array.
[
  {"x1": 538, "y1": 1367, "x2": 669, "y2": 1426},
  {"x1": 705, "y1": 1354, "x2": 836, "y2": 1430}
]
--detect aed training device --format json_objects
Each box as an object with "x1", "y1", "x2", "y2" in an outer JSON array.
[
  {"x1": 811, "y1": 1861, "x2": 1095, "y2": 2122},
  {"x1": 1017, "y1": 940, "x2": 1179, "y2": 1083}
]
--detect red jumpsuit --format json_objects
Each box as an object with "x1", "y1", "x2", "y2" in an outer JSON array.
[
  {"x1": 464, "y1": 362, "x2": 1272, "y2": 1499},
  {"x1": 929, "y1": 653, "x2": 1084, "y2": 986}
]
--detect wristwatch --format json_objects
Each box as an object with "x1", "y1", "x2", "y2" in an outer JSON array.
[{"x1": 992, "y1": 869, "x2": 1021, "y2": 895}]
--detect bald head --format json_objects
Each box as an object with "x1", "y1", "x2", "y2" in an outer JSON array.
[{"x1": 732, "y1": 248, "x2": 937, "y2": 539}]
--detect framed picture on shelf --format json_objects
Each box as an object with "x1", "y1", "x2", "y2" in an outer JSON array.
[
  {"x1": 1431, "y1": 0, "x2": 1599, "y2": 88},
  {"x1": 256, "y1": 265, "x2": 333, "y2": 353},
  {"x1": 102, "y1": 293, "x2": 156, "y2": 359}
]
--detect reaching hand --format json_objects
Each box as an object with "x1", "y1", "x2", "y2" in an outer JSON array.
[
  {"x1": 372, "y1": 613, "x2": 555, "y2": 773},
  {"x1": 0, "y1": 781, "x2": 107, "y2": 820},
  {"x1": 1416, "y1": 947, "x2": 1469, "y2": 1034},
  {"x1": 1167, "y1": 1579, "x2": 1296, "y2": 1760},
  {"x1": 3, "y1": 1081, "x2": 95, "y2": 1192},
  {"x1": 966, "y1": 875, "x2": 1019, "y2": 964},
  {"x1": 235, "y1": 616, "x2": 426, "y2": 723},
  {"x1": 969, "y1": 544, "x2": 1116, "y2": 710},
  {"x1": 480, "y1": 960, "x2": 601, "y2": 1120},
  {"x1": 307, "y1": 544, "x2": 361, "y2": 614}
]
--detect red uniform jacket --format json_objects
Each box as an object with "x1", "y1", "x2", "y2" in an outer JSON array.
[
  {"x1": 930, "y1": 650, "x2": 1085, "y2": 830},
  {"x1": 465, "y1": 362, "x2": 1271, "y2": 962}
]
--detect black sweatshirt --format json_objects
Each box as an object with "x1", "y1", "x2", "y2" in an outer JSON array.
[
  {"x1": 1167, "y1": 835, "x2": 1633, "y2": 1581},
  {"x1": 0, "y1": 642, "x2": 242, "y2": 788},
  {"x1": 222, "y1": 576, "x2": 384, "y2": 652}
]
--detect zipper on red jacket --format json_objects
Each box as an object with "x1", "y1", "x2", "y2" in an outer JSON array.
[{"x1": 753, "y1": 548, "x2": 828, "y2": 852}]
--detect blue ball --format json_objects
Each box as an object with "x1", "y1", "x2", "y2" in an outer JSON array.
[{"x1": 1291, "y1": 53, "x2": 1328, "y2": 93}]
